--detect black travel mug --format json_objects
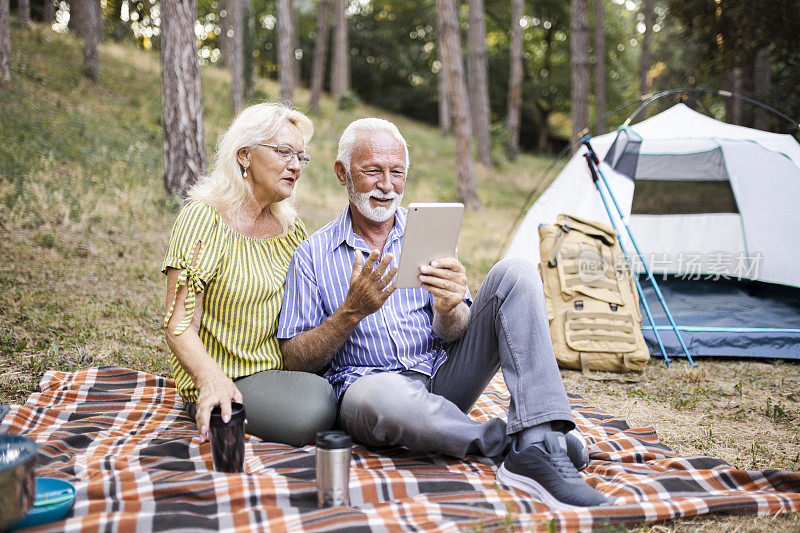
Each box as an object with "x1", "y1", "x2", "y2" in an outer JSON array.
[
  {"x1": 208, "y1": 402, "x2": 246, "y2": 473},
  {"x1": 315, "y1": 431, "x2": 352, "y2": 507}
]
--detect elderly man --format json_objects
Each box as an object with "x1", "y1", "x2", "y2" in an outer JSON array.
[{"x1": 277, "y1": 118, "x2": 608, "y2": 509}]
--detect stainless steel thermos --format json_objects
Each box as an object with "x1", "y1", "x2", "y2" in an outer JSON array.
[{"x1": 315, "y1": 431, "x2": 351, "y2": 507}]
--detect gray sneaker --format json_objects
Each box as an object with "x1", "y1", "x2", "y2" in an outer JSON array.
[{"x1": 497, "y1": 431, "x2": 608, "y2": 509}]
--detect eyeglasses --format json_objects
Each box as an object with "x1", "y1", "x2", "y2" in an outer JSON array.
[{"x1": 258, "y1": 143, "x2": 311, "y2": 168}]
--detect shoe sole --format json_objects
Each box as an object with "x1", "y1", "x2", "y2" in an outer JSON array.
[{"x1": 496, "y1": 464, "x2": 584, "y2": 511}]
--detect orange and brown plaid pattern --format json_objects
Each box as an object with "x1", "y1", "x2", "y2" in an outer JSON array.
[{"x1": 1, "y1": 366, "x2": 798, "y2": 532}]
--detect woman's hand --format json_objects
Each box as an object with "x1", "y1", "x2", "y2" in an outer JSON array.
[{"x1": 194, "y1": 370, "x2": 243, "y2": 442}]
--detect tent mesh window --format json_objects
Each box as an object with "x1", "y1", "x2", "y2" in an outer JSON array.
[{"x1": 617, "y1": 146, "x2": 740, "y2": 215}]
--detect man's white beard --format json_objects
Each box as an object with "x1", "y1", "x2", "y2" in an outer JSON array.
[{"x1": 345, "y1": 172, "x2": 403, "y2": 223}]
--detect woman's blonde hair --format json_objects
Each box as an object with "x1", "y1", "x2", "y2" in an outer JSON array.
[{"x1": 188, "y1": 102, "x2": 314, "y2": 235}]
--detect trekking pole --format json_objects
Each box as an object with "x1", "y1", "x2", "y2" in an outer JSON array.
[
  {"x1": 580, "y1": 149, "x2": 672, "y2": 366},
  {"x1": 582, "y1": 137, "x2": 697, "y2": 367}
]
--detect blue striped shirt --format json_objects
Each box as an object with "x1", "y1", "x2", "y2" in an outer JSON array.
[{"x1": 277, "y1": 206, "x2": 471, "y2": 400}]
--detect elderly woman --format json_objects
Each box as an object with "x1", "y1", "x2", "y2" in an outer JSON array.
[{"x1": 162, "y1": 103, "x2": 336, "y2": 446}]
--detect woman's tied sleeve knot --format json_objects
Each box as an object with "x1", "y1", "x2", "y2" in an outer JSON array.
[{"x1": 164, "y1": 240, "x2": 205, "y2": 335}]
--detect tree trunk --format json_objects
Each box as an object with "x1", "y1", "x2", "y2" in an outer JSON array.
[
  {"x1": 18, "y1": 0, "x2": 30, "y2": 27},
  {"x1": 437, "y1": 0, "x2": 479, "y2": 210},
  {"x1": 0, "y1": 0, "x2": 9, "y2": 85},
  {"x1": 276, "y1": 0, "x2": 294, "y2": 104},
  {"x1": 723, "y1": 66, "x2": 743, "y2": 125},
  {"x1": 243, "y1": 0, "x2": 255, "y2": 100},
  {"x1": 740, "y1": 54, "x2": 756, "y2": 127},
  {"x1": 731, "y1": 66, "x2": 742, "y2": 125},
  {"x1": 722, "y1": 67, "x2": 734, "y2": 123},
  {"x1": 43, "y1": 0, "x2": 55, "y2": 25},
  {"x1": 309, "y1": 0, "x2": 330, "y2": 112},
  {"x1": 570, "y1": 0, "x2": 589, "y2": 147},
  {"x1": 753, "y1": 47, "x2": 771, "y2": 130},
  {"x1": 467, "y1": 0, "x2": 491, "y2": 167},
  {"x1": 161, "y1": 0, "x2": 206, "y2": 198},
  {"x1": 506, "y1": 0, "x2": 523, "y2": 159},
  {"x1": 75, "y1": 0, "x2": 100, "y2": 82},
  {"x1": 230, "y1": 0, "x2": 244, "y2": 113},
  {"x1": 68, "y1": 0, "x2": 77, "y2": 31},
  {"x1": 331, "y1": 0, "x2": 349, "y2": 101},
  {"x1": 594, "y1": 0, "x2": 605, "y2": 132},
  {"x1": 536, "y1": 27, "x2": 554, "y2": 152},
  {"x1": 219, "y1": 0, "x2": 231, "y2": 67},
  {"x1": 289, "y1": 0, "x2": 299, "y2": 88},
  {"x1": 437, "y1": 56, "x2": 451, "y2": 133},
  {"x1": 436, "y1": 26, "x2": 451, "y2": 134},
  {"x1": 640, "y1": 0, "x2": 652, "y2": 97},
  {"x1": 94, "y1": 0, "x2": 103, "y2": 42},
  {"x1": 537, "y1": 107, "x2": 551, "y2": 152}
]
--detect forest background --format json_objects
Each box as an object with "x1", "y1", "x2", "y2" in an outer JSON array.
[{"x1": 9, "y1": 0, "x2": 800, "y2": 154}]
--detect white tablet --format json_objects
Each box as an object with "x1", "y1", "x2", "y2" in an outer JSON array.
[{"x1": 395, "y1": 202, "x2": 464, "y2": 289}]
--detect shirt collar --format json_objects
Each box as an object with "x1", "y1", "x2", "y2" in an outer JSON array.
[{"x1": 329, "y1": 206, "x2": 407, "y2": 252}]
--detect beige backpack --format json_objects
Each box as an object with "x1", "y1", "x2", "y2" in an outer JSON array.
[{"x1": 537, "y1": 214, "x2": 650, "y2": 375}]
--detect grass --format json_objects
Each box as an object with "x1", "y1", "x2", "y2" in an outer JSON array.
[{"x1": 1, "y1": 21, "x2": 799, "y2": 531}]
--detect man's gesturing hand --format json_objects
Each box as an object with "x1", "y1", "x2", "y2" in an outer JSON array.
[
  {"x1": 344, "y1": 249, "x2": 398, "y2": 319},
  {"x1": 419, "y1": 255, "x2": 468, "y2": 316}
]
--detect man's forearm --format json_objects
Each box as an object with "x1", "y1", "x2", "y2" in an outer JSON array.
[
  {"x1": 280, "y1": 305, "x2": 363, "y2": 372},
  {"x1": 432, "y1": 301, "x2": 471, "y2": 342}
]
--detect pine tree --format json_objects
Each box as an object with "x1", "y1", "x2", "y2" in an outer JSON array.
[
  {"x1": 0, "y1": 0, "x2": 9, "y2": 85},
  {"x1": 230, "y1": 0, "x2": 244, "y2": 113},
  {"x1": 161, "y1": 0, "x2": 206, "y2": 198},
  {"x1": 594, "y1": 0, "x2": 606, "y2": 132},
  {"x1": 276, "y1": 0, "x2": 295, "y2": 104},
  {"x1": 570, "y1": 0, "x2": 590, "y2": 147},
  {"x1": 74, "y1": 0, "x2": 100, "y2": 82},
  {"x1": 467, "y1": 0, "x2": 491, "y2": 167},
  {"x1": 437, "y1": 0, "x2": 479, "y2": 209},
  {"x1": 331, "y1": 0, "x2": 350, "y2": 101},
  {"x1": 309, "y1": 0, "x2": 331, "y2": 112},
  {"x1": 506, "y1": 0, "x2": 523, "y2": 159},
  {"x1": 18, "y1": 0, "x2": 30, "y2": 27}
]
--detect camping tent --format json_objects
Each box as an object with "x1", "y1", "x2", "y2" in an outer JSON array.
[{"x1": 506, "y1": 103, "x2": 800, "y2": 360}]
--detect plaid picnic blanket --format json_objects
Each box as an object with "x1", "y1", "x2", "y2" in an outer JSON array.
[{"x1": 2, "y1": 366, "x2": 798, "y2": 532}]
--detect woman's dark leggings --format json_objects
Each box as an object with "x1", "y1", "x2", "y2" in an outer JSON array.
[{"x1": 186, "y1": 370, "x2": 337, "y2": 447}]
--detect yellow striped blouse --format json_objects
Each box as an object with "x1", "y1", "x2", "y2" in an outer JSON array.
[{"x1": 161, "y1": 200, "x2": 308, "y2": 402}]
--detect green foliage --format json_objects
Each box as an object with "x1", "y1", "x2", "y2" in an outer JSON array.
[
  {"x1": 337, "y1": 90, "x2": 360, "y2": 111},
  {"x1": 666, "y1": 0, "x2": 800, "y2": 129},
  {"x1": 765, "y1": 397, "x2": 788, "y2": 423},
  {"x1": 100, "y1": 0, "x2": 655, "y2": 152}
]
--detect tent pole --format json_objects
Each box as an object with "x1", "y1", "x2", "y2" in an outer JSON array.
[
  {"x1": 582, "y1": 137, "x2": 697, "y2": 367},
  {"x1": 579, "y1": 149, "x2": 672, "y2": 366}
]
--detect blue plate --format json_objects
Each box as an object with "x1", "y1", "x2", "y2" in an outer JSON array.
[{"x1": 9, "y1": 477, "x2": 75, "y2": 531}]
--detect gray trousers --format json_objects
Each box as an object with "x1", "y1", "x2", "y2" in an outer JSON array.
[
  {"x1": 186, "y1": 370, "x2": 337, "y2": 447},
  {"x1": 339, "y1": 258, "x2": 575, "y2": 458}
]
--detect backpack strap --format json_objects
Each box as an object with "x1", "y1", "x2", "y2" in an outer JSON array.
[{"x1": 546, "y1": 224, "x2": 572, "y2": 268}]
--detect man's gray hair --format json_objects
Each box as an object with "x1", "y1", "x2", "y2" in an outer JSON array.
[{"x1": 336, "y1": 118, "x2": 410, "y2": 173}]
